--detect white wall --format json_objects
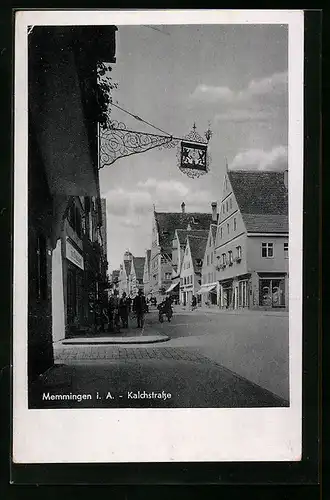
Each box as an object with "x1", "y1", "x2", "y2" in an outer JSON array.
[{"x1": 52, "y1": 238, "x2": 65, "y2": 342}]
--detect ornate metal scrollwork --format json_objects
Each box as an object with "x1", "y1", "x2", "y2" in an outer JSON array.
[{"x1": 99, "y1": 120, "x2": 179, "y2": 168}]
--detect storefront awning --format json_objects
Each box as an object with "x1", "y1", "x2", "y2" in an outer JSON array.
[
  {"x1": 165, "y1": 282, "x2": 179, "y2": 293},
  {"x1": 197, "y1": 284, "x2": 217, "y2": 295}
]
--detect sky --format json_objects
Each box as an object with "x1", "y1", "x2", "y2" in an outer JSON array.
[{"x1": 99, "y1": 24, "x2": 288, "y2": 271}]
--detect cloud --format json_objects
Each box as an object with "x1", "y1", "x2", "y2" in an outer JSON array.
[
  {"x1": 105, "y1": 188, "x2": 152, "y2": 217},
  {"x1": 105, "y1": 179, "x2": 213, "y2": 223},
  {"x1": 215, "y1": 109, "x2": 273, "y2": 123},
  {"x1": 190, "y1": 84, "x2": 234, "y2": 103},
  {"x1": 229, "y1": 146, "x2": 288, "y2": 171},
  {"x1": 191, "y1": 71, "x2": 288, "y2": 104}
]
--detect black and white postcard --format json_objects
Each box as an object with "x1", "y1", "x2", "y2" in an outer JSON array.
[{"x1": 13, "y1": 9, "x2": 304, "y2": 464}]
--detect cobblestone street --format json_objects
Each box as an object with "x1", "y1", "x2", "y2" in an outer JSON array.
[{"x1": 29, "y1": 308, "x2": 289, "y2": 409}]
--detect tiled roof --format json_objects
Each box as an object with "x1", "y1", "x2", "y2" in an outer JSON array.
[
  {"x1": 187, "y1": 235, "x2": 208, "y2": 272},
  {"x1": 155, "y1": 211, "x2": 212, "y2": 253},
  {"x1": 242, "y1": 213, "x2": 288, "y2": 233},
  {"x1": 176, "y1": 229, "x2": 209, "y2": 245},
  {"x1": 228, "y1": 170, "x2": 288, "y2": 215},
  {"x1": 132, "y1": 257, "x2": 145, "y2": 280}
]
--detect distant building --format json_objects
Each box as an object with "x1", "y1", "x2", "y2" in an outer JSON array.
[
  {"x1": 150, "y1": 202, "x2": 213, "y2": 300},
  {"x1": 110, "y1": 269, "x2": 120, "y2": 293},
  {"x1": 143, "y1": 249, "x2": 152, "y2": 296},
  {"x1": 214, "y1": 169, "x2": 288, "y2": 310},
  {"x1": 180, "y1": 235, "x2": 208, "y2": 306},
  {"x1": 118, "y1": 250, "x2": 133, "y2": 296},
  {"x1": 199, "y1": 223, "x2": 218, "y2": 306},
  {"x1": 129, "y1": 256, "x2": 145, "y2": 296}
]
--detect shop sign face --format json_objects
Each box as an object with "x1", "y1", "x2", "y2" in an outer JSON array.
[{"x1": 66, "y1": 238, "x2": 84, "y2": 270}]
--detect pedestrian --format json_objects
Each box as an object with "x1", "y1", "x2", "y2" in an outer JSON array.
[
  {"x1": 133, "y1": 289, "x2": 147, "y2": 329},
  {"x1": 108, "y1": 290, "x2": 121, "y2": 333},
  {"x1": 191, "y1": 295, "x2": 197, "y2": 310},
  {"x1": 119, "y1": 291, "x2": 129, "y2": 329}
]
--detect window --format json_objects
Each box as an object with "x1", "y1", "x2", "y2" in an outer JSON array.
[
  {"x1": 208, "y1": 272, "x2": 211, "y2": 282},
  {"x1": 222, "y1": 204, "x2": 225, "y2": 213},
  {"x1": 228, "y1": 250, "x2": 233, "y2": 265},
  {"x1": 227, "y1": 223, "x2": 230, "y2": 234},
  {"x1": 222, "y1": 253, "x2": 226, "y2": 266},
  {"x1": 234, "y1": 217, "x2": 237, "y2": 231},
  {"x1": 165, "y1": 272, "x2": 171, "y2": 280},
  {"x1": 207, "y1": 254, "x2": 209, "y2": 266},
  {"x1": 284, "y1": 242, "x2": 288, "y2": 259},
  {"x1": 259, "y1": 278, "x2": 285, "y2": 307},
  {"x1": 184, "y1": 277, "x2": 186, "y2": 285},
  {"x1": 229, "y1": 197, "x2": 232, "y2": 209},
  {"x1": 209, "y1": 237, "x2": 212, "y2": 247},
  {"x1": 220, "y1": 227, "x2": 223, "y2": 239},
  {"x1": 261, "y1": 242, "x2": 274, "y2": 258},
  {"x1": 211, "y1": 252, "x2": 213, "y2": 264},
  {"x1": 236, "y1": 245, "x2": 242, "y2": 260},
  {"x1": 226, "y1": 201, "x2": 228, "y2": 212}
]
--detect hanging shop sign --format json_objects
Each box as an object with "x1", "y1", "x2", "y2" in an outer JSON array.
[
  {"x1": 98, "y1": 104, "x2": 212, "y2": 180},
  {"x1": 65, "y1": 238, "x2": 84, "y2": 270}
]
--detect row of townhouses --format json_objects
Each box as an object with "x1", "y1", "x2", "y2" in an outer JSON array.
[
  {"x1": 141, "y1": 167, "x2": 288, "y2": 311},
  {"x1": 110, "y1": 251, "x2": 146, "y2": 298}
]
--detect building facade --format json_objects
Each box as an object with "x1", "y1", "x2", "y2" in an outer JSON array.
[
  {"x1": 150, "y1": 203, "x2": 213, "y2": 301},
  {"x1": 118, "y1": 251, "x2": 133, "y2": 296},
  {"x1": 28, "y1": 25, "x2": 117, "y2": 382},
  {"x1": 199, "y1": 224, "x2": 219, "y2": 306},
  {"x1": 142, "y1": 249, "x2": 152, "y2": 297},
  {"x1": 129, "y1": 256, "x2": 146, "y2": 296},
  {"x1": 180, "y1": 235, "x2": 208, "y2": 306},
  {"x1": 214, "y1": 169, "x2": 289, "y2": 310}
]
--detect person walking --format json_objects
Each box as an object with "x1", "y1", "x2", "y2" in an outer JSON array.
[
  {"x1": 108, "y1": 290, "x2": 121, "y2": 333},
  {"x1": 119, "y1": 291, "x2": 129, "y2": 329},
  {"x1": 133, "y1": 289, "x2": 147, "y2": 329}
]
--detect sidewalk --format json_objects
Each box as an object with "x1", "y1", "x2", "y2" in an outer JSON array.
[
  {"x1": 175, "y1": 305, "x2": 289, "y2": 316},
  {"x1": 56, "y1": 314, "x2": 169, "y2": 346}
]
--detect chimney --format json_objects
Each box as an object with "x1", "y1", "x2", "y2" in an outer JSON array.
[
  {"x1": 284, "y1": 169, "x2": 288, "y2": 189},
  {"x1": 181, "y1": 202, "x2": 185, "y2": 214},
  {"x1": 211, "y1": 202, "x2": 217, "y2": 222}
]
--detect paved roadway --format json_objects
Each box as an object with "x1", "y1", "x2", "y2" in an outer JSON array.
[{"x1": 29, "y1": 307, "x2": 289, "y2": 409}]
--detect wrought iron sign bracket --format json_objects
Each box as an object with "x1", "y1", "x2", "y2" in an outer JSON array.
[{"x1": 99, "y1": 120, "x2": 212, "y2": 179}]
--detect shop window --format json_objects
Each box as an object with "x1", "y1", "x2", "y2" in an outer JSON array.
[
  {"x1": 36, "y1": 234, "x2": 47, "y2": 301},
  {"x1": 261, "y1": 242, "x2": 274, "y2": 258},
  {"x1": 284, "y1": 242, "x2": 288, "y2": 259},
  {"x1": 259, "y1": 278, "x2": 285, "y2": 307}
]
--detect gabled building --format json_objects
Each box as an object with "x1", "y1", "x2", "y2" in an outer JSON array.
[
  {"x1": 198, "y1": 223, "x2": 218, "y2": 306},
  {"x1": 129, "y1": 256, "x2": 145, "y2": 296},
  {"x1": 118, "y1": 250, "x2": 133, "y2": 296},
  {"x1": 180, "y1": 235, "x2": 208, "y2": 306},
  {"x1": 214, "y1": 169, "x2": 288, "y2": 310},
  {"x1": 143, "y1": 249, "x2": 152, "y2": 296},
  {"x1": 150, "y1": 202, "x2": 213, "y2": 300}
]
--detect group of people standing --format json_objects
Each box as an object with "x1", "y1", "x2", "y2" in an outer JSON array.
[{"x1": 105, "y1": 289, "x2": 148, "y2": 333}]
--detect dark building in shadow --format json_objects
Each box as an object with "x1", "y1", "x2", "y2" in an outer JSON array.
[{"x1": 28, "y1": 26, "x2": 116, "y2": 384}]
